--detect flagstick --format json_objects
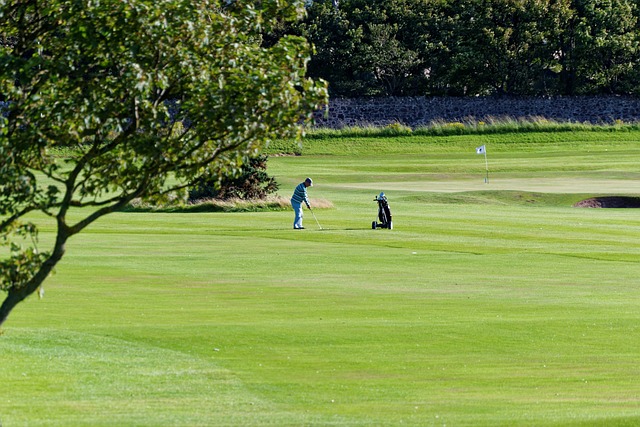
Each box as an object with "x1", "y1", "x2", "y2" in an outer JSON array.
[
  {"x1": 475, "y1": 145, "x2": 489, "y2": 183},
  {"x1": 484, "y1": 150, "x2": 489, "y2": 183}
]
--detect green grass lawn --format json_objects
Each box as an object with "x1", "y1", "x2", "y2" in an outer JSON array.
[{"x1": 3, "y1": 130, "x2": 640, "y2": 426}]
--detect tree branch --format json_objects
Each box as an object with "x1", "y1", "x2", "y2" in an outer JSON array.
[
  {"x1": 67, "y1": 178, "x2": 149, "y2": 236},
  {"x1": 0, "y1": 205, "x2": 38, "y2": 231}
]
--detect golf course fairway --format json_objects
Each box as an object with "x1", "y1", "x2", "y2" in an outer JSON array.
[{"x1": 3, "y1": 130, "x2": 640, "y2": 426}]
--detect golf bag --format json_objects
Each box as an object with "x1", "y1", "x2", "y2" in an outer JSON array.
[{"x1": 372, "y1": 192, "x2": 392, "y2": 230}]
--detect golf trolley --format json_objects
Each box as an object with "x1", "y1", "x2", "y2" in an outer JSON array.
[{"x1": 372, "y1": 192, "x2": 393, "y2": 230}]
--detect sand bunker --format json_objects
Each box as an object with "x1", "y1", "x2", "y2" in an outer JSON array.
[{"x1": 574, "y1": 196, "x2": 640, "y2": 208}]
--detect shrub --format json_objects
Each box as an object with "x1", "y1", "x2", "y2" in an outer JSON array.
[
  {"x1": 188, "y1": 155, "x2": 279, "y2": 202},
  {"x1": 381, "y1": 122, "x2": 413, "y2": 136}
]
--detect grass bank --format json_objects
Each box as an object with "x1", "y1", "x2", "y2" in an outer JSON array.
[{"x1": 268, "y1": 120, "x2": 640, "y2": 155}]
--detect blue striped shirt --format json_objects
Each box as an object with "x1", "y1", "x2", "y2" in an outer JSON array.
[{"x1": 291, "y1": 182, "x2": 310, "y2": 206}]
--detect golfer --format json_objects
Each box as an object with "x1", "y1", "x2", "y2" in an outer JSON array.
[{"x1": 291, "y1": 177, "x2": 312, "y2": 229}]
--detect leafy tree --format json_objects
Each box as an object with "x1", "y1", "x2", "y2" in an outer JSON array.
[
  {"x1": 0, "y1": 0, "x2": 327, "y2": 327},
  {"x1": 571, "y1": 0, "x2": 639, "y2": 94},
  {"x1": 300, "y1": 0, "x2": 368, "y2": 96},
  {"x1": 301, "y1": 0, "x2": 426, "y2": 96},
  {"x1": 439, "y1": 0, "x2": 566, "y2": 96},
  {"x1": 348, "y1": 0, "x2": 423, "y2": 96}
]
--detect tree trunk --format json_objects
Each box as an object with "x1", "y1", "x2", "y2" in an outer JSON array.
[
  {"x1": 0, "y1": 227, "x2": 69, "y2": 328},
  {"x1": 0, "y1": 290, "x2": 28, "y2": 327},
  {"x1": 0, "y1": 192, "x2": 138, "y2": 328}
]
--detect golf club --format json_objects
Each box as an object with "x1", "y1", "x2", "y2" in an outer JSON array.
[{"x1": 310, "y1": 208, "x2": 323, "y2": 230}]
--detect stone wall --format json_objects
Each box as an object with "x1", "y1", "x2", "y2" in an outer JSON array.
[{"x1": 312, "y1": 96, "x2": 640, "y2": 128}]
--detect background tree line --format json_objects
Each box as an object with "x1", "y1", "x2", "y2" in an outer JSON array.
[{"x1": 284, "y1": 0, "x2": 640, "y2": 97}]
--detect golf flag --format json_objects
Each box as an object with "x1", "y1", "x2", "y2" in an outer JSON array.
[{"x1": 475, "y1": 145, "x2": 489, "y2": 183}]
